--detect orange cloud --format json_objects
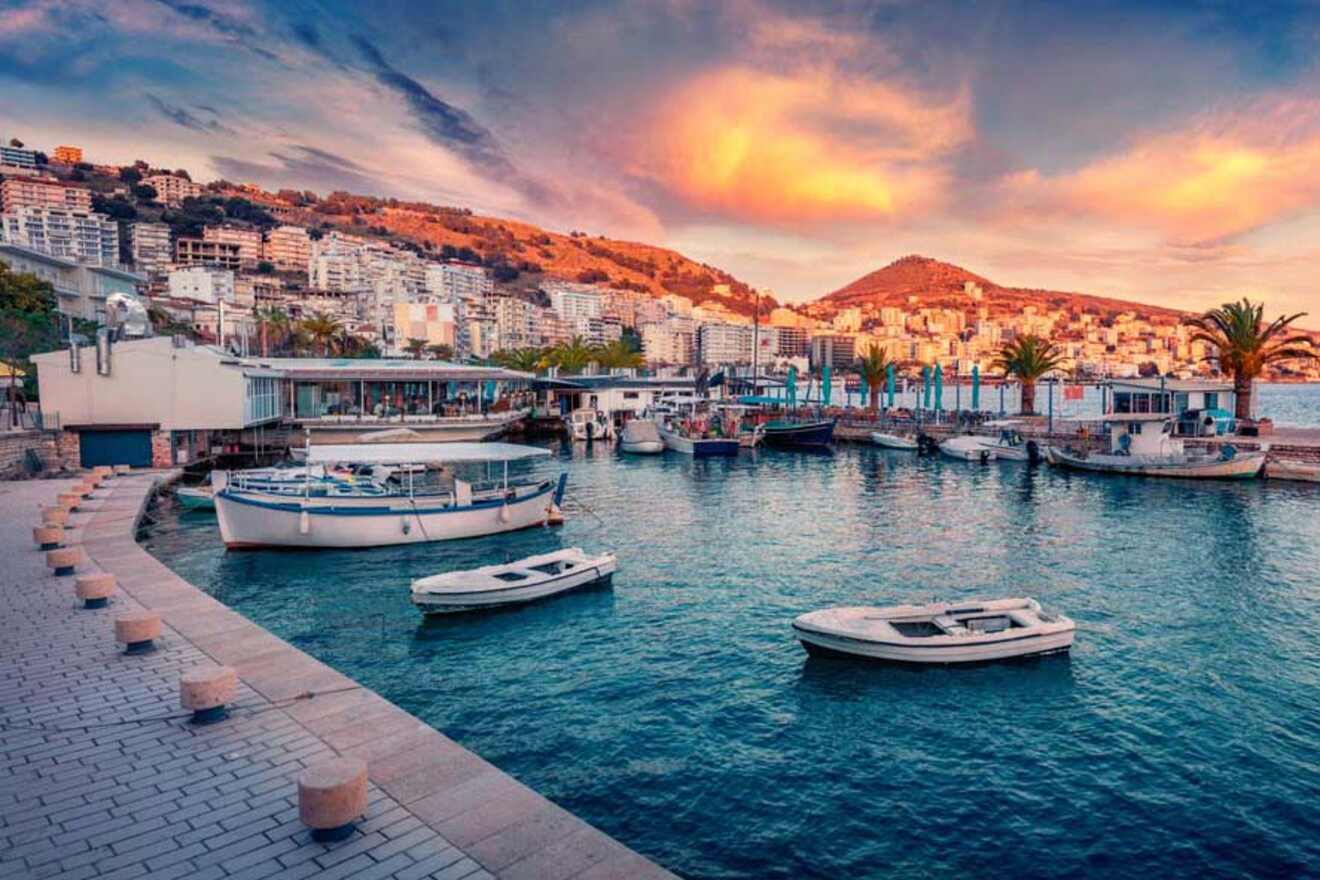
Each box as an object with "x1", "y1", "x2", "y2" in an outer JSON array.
[
  {"x1": 1002, "y1": 98, "x2": 1320, "y2": 242},
  {"x1": 634, "y1": 64, "x2": 972, "y2": 223}
]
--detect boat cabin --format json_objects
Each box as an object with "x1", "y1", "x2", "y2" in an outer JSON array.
[
  {"x1": 1107, "y1": 379, "x2": 1239, "y2": 435},
  {"x1": 1101, "y1": 413, "x2": 1183, "y2": 457}
]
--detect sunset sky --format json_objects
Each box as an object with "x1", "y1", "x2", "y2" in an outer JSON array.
[{"x1": 3, "y1": 0, "x2": 1320, "y2": 314}]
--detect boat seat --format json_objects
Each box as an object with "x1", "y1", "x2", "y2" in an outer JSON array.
[{"x1": 931, "y1": 615, "x2": 963, "y2": 632}]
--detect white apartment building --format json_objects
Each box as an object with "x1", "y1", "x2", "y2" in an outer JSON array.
[
  {"x1": 1, "y1": 178, "x2": 93, "y2": 213},
  {"x1": 643, "y1": 318, "x2": 694, "y2": 365},
  {"x1": 697, "y1": 322, "x2": 754, "y2": 365},
  {"x1": 544, "y1": 282, "x2": 605, "y2": 323},
  {"x1": 0, "y1": 242, "x2": 145, "y2": 321},
  {"x1": 0, "y1": 207, "x2": 118, "y2": 266},
  {"x1": 143, "y1": 174, "x2": 204, "y2": 206},
  {"x1": 309, "y1": 234, "x2": 427, "y2": 319},
  {"x1": 426, "y1": 263, "x2": 493, "y2": 305},
  {"x1": 129, "y1": 222, "x2": 172, "y2": 275},
  {"x1": 203, "y1": 226, "x2": 262, "y2": 269},
  {"x1": 490, "y1": 295, "x2": 542, "y2": 351},
  {"x1": 168, "y1": 267, "x2": 235, "y2": 305},
  {"x1": 263, "y1": 225, "x2": 311, "y2": 272}
]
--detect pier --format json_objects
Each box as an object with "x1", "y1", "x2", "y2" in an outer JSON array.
[{"x1": 0, "y1": 473, "x2": 676, "y2": 880}]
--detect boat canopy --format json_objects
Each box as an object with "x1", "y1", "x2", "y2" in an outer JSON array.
[{"x1": 307, "y1": 442, "x2": 552, "y2": 465}]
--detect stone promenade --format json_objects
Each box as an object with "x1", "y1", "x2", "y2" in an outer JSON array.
[{"x1": 0, "y1": 474, "x2": 676, "y2": 880}]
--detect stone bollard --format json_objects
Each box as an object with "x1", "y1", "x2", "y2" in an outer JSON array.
[
  {"x1": 74, "y1": 572, "x2": 114, "y2": 607},
  {"x1": 42, "y1": 507, "x2": 71, "y2": 527},
  {"x1": 57, "y1": 492, "x2": 82, "y2": 511},
  {"x1": 115, "y1": 611, "x2": 162, "y2": 654},
  {"x1": 47, "y1": 547, "x2": 83, "y2": 577},
  {"x1": 299, "y1": 758, "x2": 368, "y2": 842},
  {"x1": 33, "y1": 525, "x2": 64, "y2": 551},
  {"x1": 114, "y1": 464, "x2": 130, "y2": 475},
  {"x1": 180, "y1": 666, "x2": 237, "y2": 725}
]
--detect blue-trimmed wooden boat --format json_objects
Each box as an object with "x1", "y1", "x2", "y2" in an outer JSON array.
[{"x1": 761, "y1": 419, "x2": 836, "y2": 449}]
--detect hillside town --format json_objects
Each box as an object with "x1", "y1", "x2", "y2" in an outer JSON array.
[{"x1": 1, "y1": 134, "x2": 1317, "y2": 384}]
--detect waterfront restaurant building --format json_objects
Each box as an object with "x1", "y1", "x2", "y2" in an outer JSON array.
[{"x1": 32, "y1": 337, "x2": 535, "y2": 469}]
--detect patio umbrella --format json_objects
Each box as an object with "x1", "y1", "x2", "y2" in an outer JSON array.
[
  {"x1": 921, "y1": 366, "x2": 931, "y2": 410},
  {"x1": 934, "y1": 363, "x2": 944, "y2": 413},
  {"x1": 822, "y1": 365, "x2": 832, "y2": 407},
  {"x1": 971, "y1": 365, "x2": 981, "y2": 411},
  {"x1": 786, "y1": 365, "x2": 798, "y2": 409},
  {"x1": 886, "y1": 363, "x2": 896, "y2": 408}
]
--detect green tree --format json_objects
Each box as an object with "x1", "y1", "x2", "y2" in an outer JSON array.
[
  {"x1": 491, "y1": 347, "x2": 545, "y2": 372},
  {"x1": 1184, "y1": 298, "x2": 1314, "y2": 419},
  {"x1": 299, "y1": 312, "x2": 342, "y2": 357},
  {"x1": 403, "y1": 337, "x2": 428, "y2": 359},
  {"x1": 426, "y1": 343, "x2": 454, "y2": 361},
  {"x1": 0, "y1": 264, "x2": 62, "y2": 424},
  {"x1": 993, "y1": 335, "x2": 1067, "y2": 415},
  {"x1": 856, "y1": 343, "x2": 895, "y2": 412},
  {"x1": 540, "y1": 336, "x2": 594, "y2": 374},
  {"x1": 255, "y1": 306, "x2": 290, "y2": 356},
  {"x1": 593, "y1": 338, "x2": 644, "y2": 369}
]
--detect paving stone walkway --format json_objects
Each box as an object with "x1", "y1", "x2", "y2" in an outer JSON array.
[{"x1": 0, "y1": 474, "x2": 676, "y2": 880}]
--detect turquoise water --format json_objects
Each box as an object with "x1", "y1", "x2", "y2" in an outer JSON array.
[{"x1": 142, "y1": 444, "x2": 1320, "y2": 879}]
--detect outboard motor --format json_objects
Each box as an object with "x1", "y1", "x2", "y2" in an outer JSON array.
[
  {"x1": 978, "y1": 448, "x2": 991, "y2": 464},
  {"x1": 1026, "y1": 439, "x2": 1042, "y2": 464},
  {"x1": 916, "y1": 433, "x2": 940, "y2": 456}
]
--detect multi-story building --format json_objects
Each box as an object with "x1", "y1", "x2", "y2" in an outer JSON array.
[
  {"x1": 1, "y1": 178, "x2": 93, "y2": 213},
  {"x1": 490, "y1": 295, "x2": 542, "y2": 352},
  {"x1": 426, "y1": 263, "x2": 492, "y2": 304},
  {"x1": 0, "y1": 143, "x2": 38, "y2": 168},
  {"x1": 809, "y1": 334, "x2": 856, "y2": 373},
  {"x1": 143, "y1": 173, "x2": 204, "y2": 206},
  {"x1": 0, "y1": 207, "x2": 118, "y2": 266},
  {"x1": 773, "y1": 326, "x2": 810, "y2": 358},
  {"x1": 0, "y1": 242, "x2": 145, "y2": 322},
  {"x1": 168, "y1": 267, "x2": 235, "y2": 305},
  {"x1": 175, "y1": 237, "x2": 242, "y2": 271},
  {"x1": 392, "y1": 300, "x2": 459, "y2": 354},
  {"x1": 544, "y1": 282, "x2": 604, "y2": 324},
  {"x1": 263, "y1": 225, "x2": 311, "y2": 272},
  {"x1": 697, "y1": 322, "x2": 754, "y2": 366},
  {"x1": 52, "y1": 146, "x2": 83, "y2": 165},
  {"x1": 202, "y1": 226, "x2": 262, "y2": 269},
  {"x1": 642, "y1": 318, "x2": 695, "y2": 366},
  {"x1": 129, "y1": 222, "x2": 172, "y2": 275}
]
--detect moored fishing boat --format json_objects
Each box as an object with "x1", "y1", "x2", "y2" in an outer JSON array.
[
  {"x1": 1265, "y1": 459, "x2": 1320, "y2": 482},
  {"x1": 793, "y1": 597, "x2": 1075, "y2": 664},
  {"x1": 871, "y1": 431, "x2": 918, "y2": 450},
  {"x1": 619, "y1": 419, "x2": 664, "y2": 454},
  {"x1": 761, "y1": 418, "x2": 836, "y2": 449},
  {"x1": 410, "y1": 548, "x2": 617, "y2": 614},
  {"x1": 976, "y1": 421, "x2": 1041, "y2": 462},
  {"x1": 176, "y1": 485, "x2": 215, "y2": 510},
  {"x1": 568, "y1": 408, "x2": 614, "y2": 442},
  {"x1": 214, "y1": 442, "x2": 566, "y2": 549},
  {"x1": 655, "y1": 404, "x2": 740, "y2": 457},
  {"x1": 940, "y1": 434, "x2": 997, "y2": 462},
  {"x1": 1046, "y1": 414, "x2": 1265, "y2": 479}
]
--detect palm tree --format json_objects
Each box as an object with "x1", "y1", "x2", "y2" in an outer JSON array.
[
  {"x1": 255, "y1": 306, "x2": 289, "y2": 356},
  {"x1": 856, "y1": 344, "x2": 895, "y2": 412},
  {"x1": 993, "y1": 335, "x2": 1067, "y2": 415},
  {"x1": 299, "y1": 312, "x2": 342, "y2": 357},
  {"x1": 403, "y1": 337, "x2": 428, "y2": 359},
  {"x1": 1184, "y1": 298, "x2": 1313, "y2": 419},
  {"x1": 593, "y1": 338, "x2": 644, "y2": 370},
  {"x1": 426, "y1": 343, "x2": 454, "y2": 361},
  {"x1": 541, "y1": 336, "x2": 595, "y2": 374},
  {"x1": 492, "y1": 347, "x2": 545, "y2": 372}
]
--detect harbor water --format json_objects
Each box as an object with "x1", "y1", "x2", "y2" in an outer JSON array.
[{"x1": 142, "y1": 444, "x2": 1320, "y2": 879}]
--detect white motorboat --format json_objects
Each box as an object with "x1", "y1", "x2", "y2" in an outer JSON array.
[
  {"x1": 976, "y1": 421, "x2": 1040, "y2": 462},
  {"x1": 793, "y1": 597, "x2": 1075, "y2": 664},
  {"x1": 410, "y1": 547, "x2": 617, "y2": 614},
  {"x1": 569, "y1": 408, "x2": 614, "y2": 442},
  {"x1": 1046, "y1": 414, "x2": 1265, "y2": 479},
  {"x1": 214, "y1": 442, "x2": 567, "y2": 549},
  {"x1": 619, "y1": 419, "x2": 664, "y2": 454},
  {"x1": 871, "y1": 432, "x2": 918, "y2": 450},
  {"x1": 940, "y1": 435, "x2": 997, "y2": 462}
]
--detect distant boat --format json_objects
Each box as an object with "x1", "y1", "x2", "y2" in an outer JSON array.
[
  {"x1": 871, "y1": 431, "x2": 917, "y2": 450},
  {"x1": 568, "y1": 408, "x2": 614, "y2": 442},
  {"x1": 176, "y1": 485, "x2": 215, "y2": 510},
  {"x1": 653, "y1": 404, "x2": 740, "y2": 457},
  {"x1": 1266, "y1": 459, "x2": 1320, "y2": 482},
  {"x1": 658, "y1": 422, "x2": 740, "y2": 457},
  {"x1": 761, "y1": 418, "x2": 836, "y2": 449},
  {"x1": 1046, "y1": 415, "x2": 1265, "y2": 479},
  {"x1": 975, "y1": 421, "x2": 1041, "y2": 462},
  {"x1": 940, "y1": 435, "x2": 997, "y2": 462},
  {"x1": 793, "y1": 597, "x2": 1075, "y2": 664},
  {"x1": 619, "y1": 419, "x2": 664, "y2": 454},
  {"x1": 410, "y1": 547, "x2": 617, "y2": 615}
]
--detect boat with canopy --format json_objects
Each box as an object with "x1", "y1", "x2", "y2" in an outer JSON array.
[
  {"x1": 213, "y1": 442, "x2": 566, "y2": 549},
  {"x1": 1046, "y1": 414, "x2": 1265, "y2": 479}
]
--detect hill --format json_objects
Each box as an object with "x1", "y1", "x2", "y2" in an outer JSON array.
[{"x1": 810, "y1": 255, "x2": 1187, "y2": 323}]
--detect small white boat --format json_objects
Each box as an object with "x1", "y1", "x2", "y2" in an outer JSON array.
[
  {"x1": 793, "y1": 597, "x2": 1075, "y2": 664},
  {"x1": 619, "y1": 419, "x2": 664, "y2": 454},
  {"x1": 176, "y1": 486, "x2": 215, "y2": 510},
  {"x1": 569, "y1": 408, "x2": 614, "y2": 442},
  {"x1": 410, "y1": 548, "x2": 617, "y2": 614},
  {"x1": 976, "y1": 421, "x2": 1039, "y2": 462},
  {"x1": 1046, "y1": 415, "x2": 1265, "y2": 479},
  {"x1": 1265, "y1": 459, "x2": 1320, "y2": 482},
  {"x1": 940, "y1": 435, "x2": 997, "y2": 462},
  {"x1": 871, "y1": 432, "x2": 917, "y2": 450}
]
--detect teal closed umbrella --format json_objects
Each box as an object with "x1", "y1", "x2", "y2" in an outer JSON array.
[
  {"x1": 934, "y1": 364, "x2": 944, "y2": 413},
  {"x1": 971, "y1": 365, "x2": 981, "y2": 411},
  {"x1": 886, "y1": 363, "x2": 896, "y2": 408},
  {"x1": 921, "y1": 366, "x2": 931, "y2": 410},
  {"x1": 786, "y1": 365, "x2": 798, "y2": 409},
  {"x1": 822, "y1": 365, "x2": 832, "y2": 407}
]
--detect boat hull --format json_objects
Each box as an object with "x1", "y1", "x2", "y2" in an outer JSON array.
[
  {"x1": 215, "y1": 481, "x2": 557, "y2": 549},
  {"x1": 658, "y1": 426, "x2": 739, "y2": 457},
  {"x1": 176, "y1": 488, "x2": 215, "y2": 510},
  {"x1": 871, "y1": 432, "x2": 917, "y2": 450},
  {"x1": 1047, "y1": 447, "x2": 1265, "y2": 479},
  {"x1": 794, "y1": 625, "x2": 1075, "y2": 664},
  {"x1": 619, "y1": 440, "x2": 664, "y2": 454},
  {"x1": 1266, "y1": 460, "x2": 1320, "y2": 482},
  {"x1": 413, "y1": 568, "x2": 615, "y2": 615},
  {"x1": 940, "y1": 439, "x2": 996, "y2": 462},
  {"x1": 762, "y1": 420, "x2": 836, "y2": 449}
]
